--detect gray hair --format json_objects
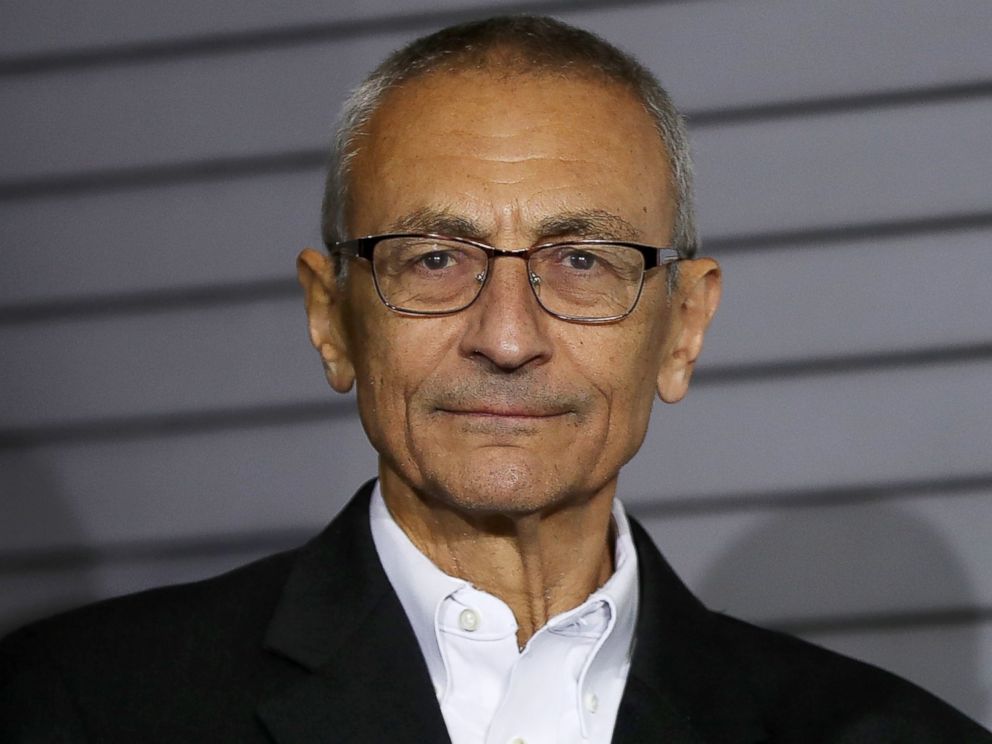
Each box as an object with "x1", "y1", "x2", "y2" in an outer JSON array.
[{"x1": 322, "y1": 15, "x2": 698, "y2": 270}]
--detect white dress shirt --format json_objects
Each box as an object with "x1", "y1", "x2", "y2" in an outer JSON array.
[{"x1": 369, "y1": 482, "x2": 639, "y2": 744}]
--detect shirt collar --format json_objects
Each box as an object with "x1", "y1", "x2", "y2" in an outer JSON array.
[
  {"x1": 369, "y1": 479, "x2": 639, "y2": 718},
  {"x1": 369, "y1": 481, "x2": 465, "y2": 692},
  {"x1": 574, "y1": 495, "x2": 639, "y2": 737}
]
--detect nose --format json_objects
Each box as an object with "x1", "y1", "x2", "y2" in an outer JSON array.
[{"x1": 459, "y1": 255, "x2": 553, "y2": 372}]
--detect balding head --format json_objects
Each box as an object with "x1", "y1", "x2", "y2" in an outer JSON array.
[{"x1": 322, "y1": 15, "x2": 697, "y2": 258}]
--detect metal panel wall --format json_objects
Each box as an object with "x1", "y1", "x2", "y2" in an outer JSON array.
[{"x1": 1, "y1": 0, "x2": 990, "y2": 726}]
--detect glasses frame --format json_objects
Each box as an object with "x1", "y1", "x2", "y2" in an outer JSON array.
[{"x1": 328, "y1": 232, "x2": 681, "y2": 323}]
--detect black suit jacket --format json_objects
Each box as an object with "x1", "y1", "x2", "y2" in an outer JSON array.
[{"x1": 1, "y1": 480, "x2": 988, "y2": 743}]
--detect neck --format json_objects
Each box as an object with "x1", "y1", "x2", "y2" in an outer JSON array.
[{"x1": 379, "y1": 469, "x2": 616, "y2": 648}]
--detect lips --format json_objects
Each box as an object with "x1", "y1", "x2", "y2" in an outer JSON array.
[
  {"x1": 425, "y1": 379, "x2": 590, "y2": 422},
  {"x1": 440, "y1": 407, "x2": 566, "y2": 418}
]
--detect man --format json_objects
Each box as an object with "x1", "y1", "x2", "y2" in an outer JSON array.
[{"x1": 1, "y1": 15, "x2": 988, "y2": 744}]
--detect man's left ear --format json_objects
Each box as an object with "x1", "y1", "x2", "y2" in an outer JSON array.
[
  {"x1": 657, "y1": 257, "x2": 722, "y2": 403},
  {"x1": 297, "y1": 247, "x2": 356, "y2": 393}
]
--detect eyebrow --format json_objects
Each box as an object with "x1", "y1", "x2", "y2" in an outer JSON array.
[
  {"x1": 385, "y1": 206, "x2": 642, "y2": 243},
  {"x1": 536, "y1": 209, "x2": 642, "y2": 242},
  {"x1": 387, "y1": 207, "x2": 487, "y2": 240}
]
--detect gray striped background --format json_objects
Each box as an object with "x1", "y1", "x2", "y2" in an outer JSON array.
[{"x1": 1, "y1": 0, "x2": 990, "y2": 727}]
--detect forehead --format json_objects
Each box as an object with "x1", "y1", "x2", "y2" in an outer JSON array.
[{"x1": 347, "y1": 69, "x2": 674, "y2": 241}]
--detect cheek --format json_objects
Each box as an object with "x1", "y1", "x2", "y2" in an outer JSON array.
[
  {"x1": 573, "y1": 322, "x2": 661, "y2": 393},
  {"x1": 571, "y1": 324, "x2": 663, "y2": 435},
  {"x1": 351, "y1": 316, "x2": 457, "y2": 432}
]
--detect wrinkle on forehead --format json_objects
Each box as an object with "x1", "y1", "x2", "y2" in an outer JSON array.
[
  {"x1": 367, "y1": 72, "x2": 657, "y2": 161},
  {"x1": 348, "y1": 69, "x2": 673, "y2": 243},
  {"x1": 455, "y1": 154, "x2": 597, "y2": 166}
]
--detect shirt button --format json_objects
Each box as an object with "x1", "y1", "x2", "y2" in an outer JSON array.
[
  {"x1": 508, "y1": 738, "x2": 526, "y2": 744},
  {"x1": 459, "y1": 608, "x2": 480, "y2": 632},
  {"x1": 584, "y1": 692, "x2": 599, "y2": 713}
]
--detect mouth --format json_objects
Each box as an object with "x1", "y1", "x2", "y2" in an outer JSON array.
[
  {"x1": 427, "y1": 384, "x2": 586, "y2": 429},
  {"x1": 433, "y1": 406, "x2": 572, "y2": 436},
  {"x1": 438, "y1": 407, "x2": 567, "y2": 419}
]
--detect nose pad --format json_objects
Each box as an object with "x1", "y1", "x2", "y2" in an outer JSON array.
[
  {"x1": 528, "y1": 271, "x2": 542, "y2": 300},
  {"x1": 481, "y1": 257, "x2": 541, "y2": 312},
  {"x1": 471, "y1": 256, "x2": 538, "y2": 308}
]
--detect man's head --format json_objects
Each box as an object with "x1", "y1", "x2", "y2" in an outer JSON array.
[
  {"x1": 299, "y1": 16, "x2": 721, "y2": 517},
  {"x1": 322, "y1": 15, "x2": 697, "y2": 259}
]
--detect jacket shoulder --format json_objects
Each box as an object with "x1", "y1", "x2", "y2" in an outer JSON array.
[
  {"x1": 3, "y1": 546, "x2": 297, "y2": 660},
  {"x1": 0, "y1": 548, "x2": 301, "y2": 742},
  {"x1": 708, "y1": 611, "x2": 992, "y2": 741}
]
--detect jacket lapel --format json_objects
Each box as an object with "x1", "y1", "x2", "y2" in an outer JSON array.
[
  {"x1": 612, "y1": 518, "x2": 769, "y2": 744},
  {"x1": 256, "y1": 481, "x2": 450, "y2": 744}
]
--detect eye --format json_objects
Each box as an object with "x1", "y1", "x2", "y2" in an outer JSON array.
[
  {"x1": 419, "y1": 251, "x2": 454, "y2": 270},
  {"x1": 564, "y1": 250, "x2": 597, "y2": 271}
]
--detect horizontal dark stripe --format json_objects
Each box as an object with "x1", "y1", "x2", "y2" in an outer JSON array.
[
  {"x1": 2, "y1": 210, "x2": 990, "y2": 326},
  {"x1": 0, "y1": 528, "x2": 313, "y2": 575},
  {"x1": 688, "y1": 79, "x2": 992, "y2": 127},
  {"x1": 0, "y1": 149, "x2": 327, "y2": 201},
  {"x1": 0, "y1": 0, "x2": 693, "y2": 76},
  {"x1": 2, "y1": 80, "x2": 990, "y2": 203},
  {"x1": 0, "y1": 278, "x2": 298, "y2": 325},
  {"x1": 769, "y1": 605, "x2": 992, "y2": 636},
  {"x1": 0, "y1": 399, "x2": 356, "y2": 449},
  {"x1": 698, "y1": 341, "x2": 992, "y2": 385},
  {"x1": 1, "y1": 341, "x2": 990, "y2": 449},
  {"x1": 705, "y1": 211, "x2": 992, "y2": 254},
  {"x1": 628, "y1": 472, "x2": 992, "y2": 519}
]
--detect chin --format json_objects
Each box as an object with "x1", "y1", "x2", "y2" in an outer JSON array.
[{"x1": 419, "y1": 453, "x2": 581, "y2": 517}]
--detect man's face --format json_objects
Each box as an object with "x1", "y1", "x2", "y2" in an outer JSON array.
[{"x1": 310, "y1": 69, "x2": 713, "y2": 515}]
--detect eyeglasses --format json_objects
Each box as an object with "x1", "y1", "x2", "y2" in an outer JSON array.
[{"x1": 328, "y1": 233, "x2": 680, "y2": 323}]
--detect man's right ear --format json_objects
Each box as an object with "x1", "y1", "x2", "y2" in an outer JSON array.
[{"x1": 297, "y1": 248, "x2": 356, "y2": 393}]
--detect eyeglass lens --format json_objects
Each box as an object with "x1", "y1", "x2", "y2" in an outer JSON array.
[{"x1": 371, "y1": 236, "x2": 645, "y2": 319}]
